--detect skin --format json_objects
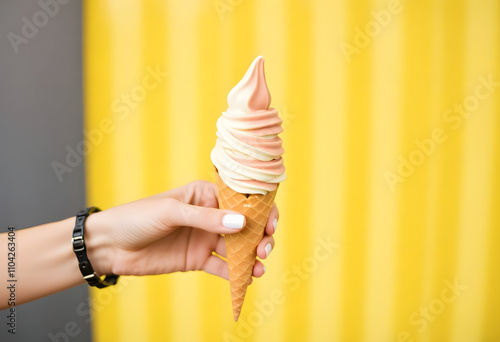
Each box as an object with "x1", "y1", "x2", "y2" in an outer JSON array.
[{"x1": 0, "y1": 180, "x2": 278, "y2": 310}]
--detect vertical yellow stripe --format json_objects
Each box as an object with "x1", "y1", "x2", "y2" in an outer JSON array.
[
  {"x1": 109, "y1": 1, "x2": 145, "y2": 202},
  {"x1": 427, "y1": 1, "x2": 466, "y2": 340},
  {"x1": 394, "y1": 1, "x2": 434, "y2": 341},
  {"x1": 481, "y1": 10, "x2": 500, "y2": 334},
  {"x1": 281, "y1": 2, "x2": 314, "y2": 341},
  {"x1": 363, "y1": 0, "x2": 403, "y2": 340},
  {"x1": 481, "y1": 41, "x2": 500, "y2": 338},
  {"x1": 339, "y1": 1, "x2": 373, "y2": 340},
  {"x1": 419, "y1": 4, "x2": 445, "y2": 341},
  {"x1": 309, "y1": 0, "x2": 344, "y2": 341},
  {"x1": 451, "y1": 1, "x2": 499, "y2": 340},
  {"x1": 166, "y1": 1, "x2": 202, "y2": 185},
  {"x1": 140, "y1": 0, "x2": 169, "y2": 196},
  {"x1": 84, "y1": 1, "x2": 115, "y2": 211}
]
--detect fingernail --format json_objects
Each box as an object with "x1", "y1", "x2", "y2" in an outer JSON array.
[
  {"x1": 265, "y1": 243, "x2": 272, "y2": 258},
  {"x1": 273, "y1": 218, "x2": 278, "y2": 233},
  {"x1": 223, "y1": 214, "x2": 245, "y2": 229},
  {"x1": 263, "y1": 265, "x2": 266, "y2": 273}
]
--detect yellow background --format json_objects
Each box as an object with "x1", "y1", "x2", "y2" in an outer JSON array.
[{"x1": 84, "y1": 0, "x2": 500, "y2": 341}]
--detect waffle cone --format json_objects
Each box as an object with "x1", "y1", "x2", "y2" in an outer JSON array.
[{"x1": 215, "y1": 170, "x2": 278, "y2": 322}]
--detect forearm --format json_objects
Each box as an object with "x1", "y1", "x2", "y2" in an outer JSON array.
[{"x1": 0, "y1": 214, "x2": 111, "y2": 310}]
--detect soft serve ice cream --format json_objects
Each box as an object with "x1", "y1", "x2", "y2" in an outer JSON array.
[{"x1": 211, "y1": 56, "x2": 286, "y2": 195}]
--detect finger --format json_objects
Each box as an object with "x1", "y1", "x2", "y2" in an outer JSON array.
[
  {"x1": 257, "y1": 236, "x2": 275, "y2": 259},
  {"x1": 169, "y1": 200, "x2": 246, "y2": 234},
  {"x1": 265, "y1": 203, "x2": 279, "y2": 236},
  {"x1": 252, "y1": 260, "x2": 266, "y2": 278},
  {"x1": 214, "y1": 235, "x2": 227, "y2": 257},
  {"x1": 204, "y1": 254, "x2": 265, "y2": 280},
  {"x1": 202, "y1": 255, "x2": 229, "y2": 280},
  {"x1": 215, "y1": 233, "x2": 273, "y2": 263}
]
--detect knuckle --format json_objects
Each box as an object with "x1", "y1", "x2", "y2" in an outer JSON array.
[
  {"x1": 164, "y1": 197, "x2": 179, "y2": 210},
  {"x1": 189, "y1": 180, "x2": 209, "y2": 192}
]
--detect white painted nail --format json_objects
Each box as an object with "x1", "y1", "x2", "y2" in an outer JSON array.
[
  {"x1": 265, "y1": 243, "x2": 272, "y2": 258},
  {"x1": 273, "y1": 218, "x2": 278, "y2": 233},
  {"x1": 222, "y1": 214, "x2": 245, "y2": 229},
  {"x1": 263, "y1": 265, "x2": 266, "y2": 273}
]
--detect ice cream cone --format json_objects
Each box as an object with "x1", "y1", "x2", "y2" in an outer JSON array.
[
  {"x1": 215, "y1": 169, "x2": 278, "y2": 321},
  {"x1": 210, "y1": 56, "x2": 285, "y2": 321}
]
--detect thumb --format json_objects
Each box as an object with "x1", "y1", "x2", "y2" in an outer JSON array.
[{"x1": 169, "y1": 200, "x2": 246, "y2": 234}]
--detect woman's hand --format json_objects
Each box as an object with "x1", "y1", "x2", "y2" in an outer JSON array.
[{"x1": 85, "y1": 180, "x2": 279, "y2": 281}]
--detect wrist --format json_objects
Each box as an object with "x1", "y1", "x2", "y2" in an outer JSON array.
[{"x1": 84, "y1": 211, "x2": 115, "y2": 276}]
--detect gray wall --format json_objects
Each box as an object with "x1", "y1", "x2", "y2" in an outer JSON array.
[{"x1": 0, "y1": 0, "x2": 91, "y2": 341}]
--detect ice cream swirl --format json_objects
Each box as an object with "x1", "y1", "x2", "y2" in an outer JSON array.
[{"x1": 211, "y1": 56, "x2": 286, "y2": 195}]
